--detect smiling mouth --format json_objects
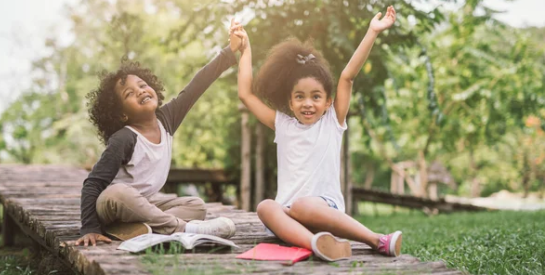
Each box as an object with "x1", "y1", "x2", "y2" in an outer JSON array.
[
  {"x1": 301, "y1": 111, "x2": 314, "y2": 118},
  {"x1": 140, "y1": 96, "x2": 152, "y2": 104}
]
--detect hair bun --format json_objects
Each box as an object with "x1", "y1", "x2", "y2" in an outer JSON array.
[{"x1": 296, "y1": 54, "x2": 316, "y2": 65}]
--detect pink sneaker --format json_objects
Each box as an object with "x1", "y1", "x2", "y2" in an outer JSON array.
[{"x1": 377, "y1": 231, "x2": 402, "y2": 257}]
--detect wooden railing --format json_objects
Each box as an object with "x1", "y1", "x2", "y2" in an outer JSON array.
[
  {"x1": 166, "y1": 168, "x2": 234, "y2": 185},
  {"x1": 351, "y1": 187, "x2": 487, "y2": 214},
  {"x1": 163, "y1": 168, "x2": 236, "y2": 203}
]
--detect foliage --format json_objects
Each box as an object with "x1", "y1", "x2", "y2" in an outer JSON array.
[
  {"x1": 0, "y1": 0, "x2": 240, "y2": 170},
  {"x1": 378, "y1": 2, "x2": 545, "y2": 195},
  {"x1": 357, "y1": 209, "x2": 545, "y2": 275},
  {"x1": 0, "y1": 0, "x2": 544, "y2": 196}
]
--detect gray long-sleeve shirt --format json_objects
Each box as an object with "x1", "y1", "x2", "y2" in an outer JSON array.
[{"x1": 80, "y1": 46, "x2": 236, "y2": 236}]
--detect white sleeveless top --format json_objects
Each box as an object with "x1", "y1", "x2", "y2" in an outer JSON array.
[{"x1": 274, "y1": 105, "x2": 347, "y2": 212}]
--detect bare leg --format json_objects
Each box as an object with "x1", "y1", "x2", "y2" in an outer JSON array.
[
  {"x1": 288, "y1": 197, "x2": 382, "y2": 249},
  {"x1": 256, "y1": 199, "x2": 314, "y2": 249}
]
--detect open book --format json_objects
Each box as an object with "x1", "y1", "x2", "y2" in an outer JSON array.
[{"x1": 117, "y1": 232, "x2": 239, "y2": 253}]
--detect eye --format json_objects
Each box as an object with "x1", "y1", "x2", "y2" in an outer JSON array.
[
  {"x1": 295, "y1": 95, "x2": 303, "y2": 99},
  {"x1": 140, "y1": 84, "x2": 147, "y2": 88},
  {"x1": 313, "y1": 95, "x2": 321, "y2": 99},
  {"x1": 125, "y1": 91, "x2": 134, "y2": 98}
]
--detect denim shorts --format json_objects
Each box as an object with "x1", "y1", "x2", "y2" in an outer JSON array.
[{"x1": 264, "y1": 196, "x2": 339, "y2": 236}]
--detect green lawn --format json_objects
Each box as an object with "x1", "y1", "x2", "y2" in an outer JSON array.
[{"x1": 355, "y1": 204, "x2": 545, "y2": 275}]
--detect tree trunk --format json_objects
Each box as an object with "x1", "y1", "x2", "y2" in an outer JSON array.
[
  {"x1": 254, "y1": 123, "x2": 265, "y2": 210},
  {"x1": 240, "y1": 104, "x2": 251, "y2": 211},
  {"x1": 342, "y1": 124, "x2": 353, "y2": 214},
  {"x1": 364, "y1": 166, "x2": 375, "y2": 189}
]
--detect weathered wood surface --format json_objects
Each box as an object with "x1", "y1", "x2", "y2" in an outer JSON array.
[{"x1": 0, "y1": 165, "x2": 466, "y2": 274}]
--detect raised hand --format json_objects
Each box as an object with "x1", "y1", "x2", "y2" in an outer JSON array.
[
  {"x1": 370, "y1": 5, "x2": 396, "y2": 33},
  {"x1": 229, "y1": 18, "x2": 243, "y2": 52},
  {"x1": 230, "y1": 21, "x2": 249, "y2": 52}
]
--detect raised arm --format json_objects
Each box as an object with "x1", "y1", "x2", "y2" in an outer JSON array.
[
  {"x1": 233, "y1": 26, "x2": 276, "y2": 130},
  {"x1": 335, "y1": 6, "x2": 397, "y2": 125}
]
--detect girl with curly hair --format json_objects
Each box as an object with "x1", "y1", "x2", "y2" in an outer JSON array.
[
  {"x1": 76, "y1": 23, "x2": 243, "y2": 247},
  {"x1": 233, "y1": 6, "x2": 402, "y2": 261}
]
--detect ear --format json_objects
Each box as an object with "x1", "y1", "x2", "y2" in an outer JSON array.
[
  {"x1": 121, "y1": 114, "x2": 128, "y2": 122},
  {"x1": 289, "y1": 99, "x2": 294, "y2": 112},
  {"x1": 326, "y1": 97, "x2": 333, "y2": 109}
]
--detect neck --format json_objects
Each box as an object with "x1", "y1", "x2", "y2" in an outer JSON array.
[{"x1": 128, "y1": 114, "x2": 158, "y2": 132}]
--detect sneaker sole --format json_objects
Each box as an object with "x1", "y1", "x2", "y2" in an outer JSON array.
[
  {"x1": 105, "y1": 222, "x2": 152, "y2": 241},
  {"x1": 389, "y1": 231, "x2": 403, "y2": 257},
  {"x1": 311, "y1": 232, "x2": 352, "y2": 261}
]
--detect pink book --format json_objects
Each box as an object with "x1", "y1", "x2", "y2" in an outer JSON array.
[{"x1": 236, "y1": 243, "x2": 312, "y2": 265}]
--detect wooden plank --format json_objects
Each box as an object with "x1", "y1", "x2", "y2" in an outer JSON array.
[{"x1": 0, "y1": 165, "x2": 466, "y2": 275}]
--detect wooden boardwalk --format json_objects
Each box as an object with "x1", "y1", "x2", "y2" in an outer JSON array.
[{"x1": 0, "y1": 165, "x2": 465, "y2": 274}]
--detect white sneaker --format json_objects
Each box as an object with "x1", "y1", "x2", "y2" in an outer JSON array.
[
  {"x1": 186, "y1": 217, "x2": 236, "y2": 239},
  {"x1": 311, "y1": 232, "x2": 352, "y2": 261}
]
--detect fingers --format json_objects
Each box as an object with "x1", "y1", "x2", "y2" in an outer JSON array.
[
  {"x1": 230, "y1": 20, "x2": 243, "y2": 35},
  {"x1": 232, "y1": 29, "x2": 246, "y2": 37},
  {"x1": 230, "y1": 24, "x2": 242, "y2": 32},
  {"x1": 374, "y1": 12, "x2": 382, "y2": 20},
  {"x1": 75, "y1": 233, "x2": 111, "y2": 246},
  {"x1": 97, "y1": 235, "x2": 112, "y2": 243},
  {"x1": 387, "y1": 5, "x2": 396, "y2": 20}
]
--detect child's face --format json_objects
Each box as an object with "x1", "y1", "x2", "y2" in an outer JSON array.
[
  {"x1": 115, "y1": 74, "x2": 159, "y2": 122},
  {"x1": 289, "y1": 77, "x2": 332, "y2": 125}
]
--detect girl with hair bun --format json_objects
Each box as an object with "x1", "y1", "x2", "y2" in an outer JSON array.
[{"x1": 232, "y1": 6, "x2": 402, "y2": 261}]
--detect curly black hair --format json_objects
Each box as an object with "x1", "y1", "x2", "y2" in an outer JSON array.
[
  {"x1": 87, "y1": 60, "x2": 165, "y2": 145},
  {"x1": 254, "y1": 37, "x2": 334, "y2": 114}
]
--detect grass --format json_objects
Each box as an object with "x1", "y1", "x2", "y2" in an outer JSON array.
[
  {"x1": 141, "y1": 244, "x2": 261, "y2": 275},
  {"x1": 0, "y1": 205, "x2": 39, "y2": 275},
  {"x1": 0, "y1": 247, "x2": 35, "y2": 275},
  {"x1": 355, "y1": 203, "x2": 545, "y2": 275}
]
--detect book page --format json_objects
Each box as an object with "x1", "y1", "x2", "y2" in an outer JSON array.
[
  {"x1": 171, "y1": 232, "x2": 239, "y2": 249},
  {"x1": 117, "y1": 233, "x2": 178, "y2": 253}
]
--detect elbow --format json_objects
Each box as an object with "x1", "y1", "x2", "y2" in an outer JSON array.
[
  {"x1": 340, "y1": 71, "x2": 355, "y2": 83},
  {"x1": 238, "y1": 92, "x2": 249, "y2": 103}
]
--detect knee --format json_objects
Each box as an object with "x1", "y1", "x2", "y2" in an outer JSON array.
[
  {"x1": 184, "y1": 197, "x2": 206, "y2": 209},
  {"x1": 97, "y1": 184, "x2": 132, "y2": 205},
  {"x1": 288, "y1": 198, "x2": 313, "y2": 220},
  {"x1": 256, "y1": 199, "x2": 277, "y2": 219},
  {"x1": 172, "y1": 197, "x2": 206, "y2": 220}
]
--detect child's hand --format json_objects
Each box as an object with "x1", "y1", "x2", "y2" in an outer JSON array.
[
  {"x1": 230, "y1": 22, "x2": 250, "y2": 53},
  {"x1": 75, "y1": 233, "x2": 112, "y2": 246},
  {"x1": 229, "y1": 18, "x2": 243, "y2": 52},
  {"x1": 369, "y1": 5, "x2": 396, "y2": 34}
]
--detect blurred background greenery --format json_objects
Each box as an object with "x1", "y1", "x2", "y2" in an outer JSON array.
[{"x1": 0, "y1": 0, "x2": 544, "y2": 199}]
